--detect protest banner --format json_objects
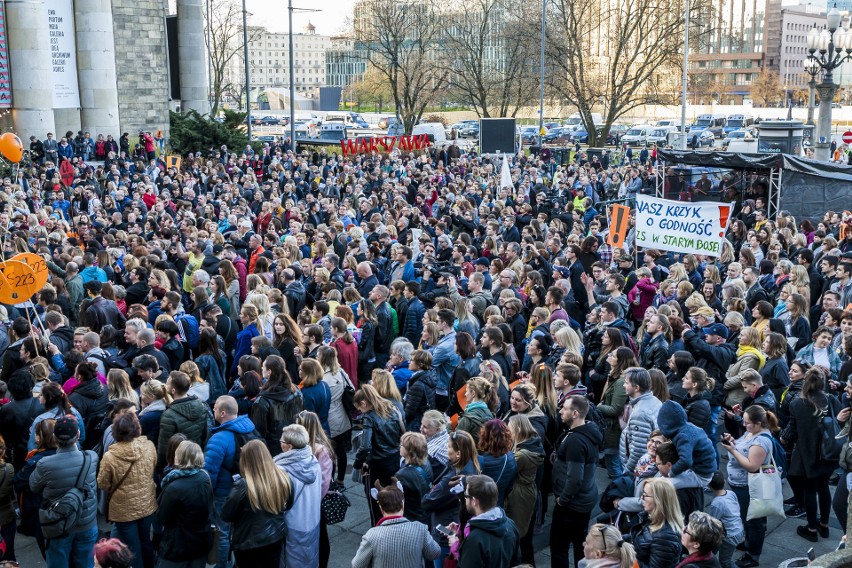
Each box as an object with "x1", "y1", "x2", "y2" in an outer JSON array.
[
  {"x1": 607, "y1": 203, "x2": 630, "y2": 247},
  {"x1": 635, "y1": 195, "x2": 733, "y2": 256}
]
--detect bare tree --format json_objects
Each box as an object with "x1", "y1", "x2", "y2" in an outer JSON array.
[
  {"x1": 344, "y1": 65, "x2": 394, "y2": 112},
  {"x1": 355, "y1": 0, "x2": 449, "y2": 133},
  {"x1": 438, "y1": 0, "x2": 538, "y2": 117},
  {"x1": 751, "y1": 69, "x2": 784, "y2": 107},
  {"x1": 205, "y1": 0, "x2": 262, "y2": 117},
  {"x1": 546, "y1": 0, "x2": 713, "y2": 146}
]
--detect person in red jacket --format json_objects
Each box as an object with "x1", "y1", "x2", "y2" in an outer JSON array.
[{"x1": 331, "y1": 317, "x2": 359, "y2": 388}]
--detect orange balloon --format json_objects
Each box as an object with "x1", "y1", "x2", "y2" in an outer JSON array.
[
  {"x1": 0, "y1": 261, "x2": 38, "y2": 304},
  {"x1": 10, "y1": 252, "x2": 49, "y2": 292},
  {"x1": 0, "y1": 133, "x2": 23, "y2": 163}
]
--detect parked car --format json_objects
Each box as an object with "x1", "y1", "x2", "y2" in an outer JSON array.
[
  {"x1": 571, "y1": 126, "x2": 604, "y2": 144},
  {"x1": 648, "y1": 126, "x2": 678, "y2": 146},
  {"x1": 720, "y1": 128, "x2": 755, "y2": 149},
  {"x1": 253, "y1": 115, "x2": 280, "y2": 126},
  {"x1": 689, "y1": 128, "x2": 716, "y2": 148},
  {"x1": 459, "y1": 122, "x2": 480, "y2": 138},
  {"x1": 542, "y1": 127, "x2": 569, "y2": 143},
  {"x1": 621, "y1": 124, "x2": 654, "y2": 147},
  {"x1": 520, "y1": 126, "x2": 539, "y2": 144}
]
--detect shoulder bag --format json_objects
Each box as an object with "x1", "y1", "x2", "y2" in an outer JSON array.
[{"x1": 104, "y1": 459, "x2": 136, "y2": 523}]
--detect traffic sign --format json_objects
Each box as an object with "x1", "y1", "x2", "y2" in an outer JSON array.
[{"x1": 843, "y1": 131, "x2": 852, "y2": 144}]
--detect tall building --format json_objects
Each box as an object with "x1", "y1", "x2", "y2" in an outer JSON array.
[
  {"x1": 689, "y1": 0, "x2": 770, "y2": 102},
  {"x1": 325, "y1": 37, "x2": 368, "y2": 89},
  {"x1": 765, "y1": 5, "x2": 827, "y2": 90},
  {"x1": 226, "y1": 23, "x2": 331, "y2": 98}
]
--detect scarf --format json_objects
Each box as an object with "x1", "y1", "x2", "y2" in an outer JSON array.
[
  {"x1": 465, "y1": 401, "x2": 489, "y2": 413},
  {"x1": 161, "y1": 467, "x2": 204, "y2": 488},
  {"x1": 737, "y1": 344, "x2": 766, "y2": 369},
  {"x1": 675, "y1": 551, "x2": 714, "y2": 568}
]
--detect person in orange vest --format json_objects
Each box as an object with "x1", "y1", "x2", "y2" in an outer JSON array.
[{"x1": 248, "y1": 234, "x2": 265, "y2": 274}]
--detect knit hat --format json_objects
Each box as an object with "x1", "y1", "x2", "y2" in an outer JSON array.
[{"x1": 54, "y1": 415, "x2": 79, "y2": 442}]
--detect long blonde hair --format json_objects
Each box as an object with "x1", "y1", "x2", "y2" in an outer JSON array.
[
  {"x1": 107, "y1": 369, "x2": 140, "y2": 407},
  {"x1": 240, "y1": 440, "x2": 292, "y2": 514},
  {"x1": 644, "y1": 478, "x2": 685, "y2": 533},
  {"x1": 371, "y1": 369, "x2": 402, "y2": 402}
]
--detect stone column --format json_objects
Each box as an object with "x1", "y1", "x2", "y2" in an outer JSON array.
[
  {"x1": 75, "y1": 0, "x2": 120, "y2": 137},
  {"x1": 6, "y1": 0, "x2": 56, "y2": 139},
  {"x1": 177, "y1": 0, "x2": 209, "y2": 114},
  {"x1": 815, "y1": 82, "x2": 837, "y2": 162}
]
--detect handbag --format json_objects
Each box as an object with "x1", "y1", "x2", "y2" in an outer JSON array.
[
  {"x1": 104, "y1": 459, "x2": 136, "y2": 523},
  {"x1": 819, "y1": 401, "x2": 844, "y2": 462},
  {"x1": 340, "y1": 370, "x2": 356, "y2": 414},
  {"x1": 207, "y1": 525, "x2": 221, "y2": 565},
  {"x1": 746, "y1": 453, "x2": 784, "y2": 520},
  {"x1": 321, "y1": 481, "x2": 351, "y2": 524}
]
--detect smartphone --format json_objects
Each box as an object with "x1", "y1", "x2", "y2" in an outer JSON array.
[
  {"x1": 435, "y1": 524, "x2": 454, "y2": 536},
  {"x1": 808, "y1": 548, "x2": 815, "y2": 562}
]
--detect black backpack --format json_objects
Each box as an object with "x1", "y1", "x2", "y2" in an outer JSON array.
[{"x1": 226, "y1": 429, "x2": 262, "y2": 473}]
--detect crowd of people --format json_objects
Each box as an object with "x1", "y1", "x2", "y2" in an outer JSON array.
[{"x1": 0, "y1": 130, "x2": 847, "y2": 568}]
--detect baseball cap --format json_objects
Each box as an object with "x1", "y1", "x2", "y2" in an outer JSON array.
[
  {"x1": 702, "y1": 323, "x2": 729, "y2": 339},
  {"x1": 54, "y1": 415, "x2": 79, "y2": 442},
  {"x1": 474, "y1": 258, "x2": 490, "y2": 268},
  {"x1": 693, "y1": 306, "x2": 715, "y2": 319}
]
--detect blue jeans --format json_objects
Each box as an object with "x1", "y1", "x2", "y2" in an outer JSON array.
[
  {"x1": 604, "y1": 451, "x2": 623, "y2": 479},
  {"x1": 705, "y1": 405, "x2": 721, "y2": 460},
  {"x1": 214, "y1": 492, "x2": 231, "y2": 568},
  {"x1": 112, "y1": 514, "x2": 155, "y2": 568},
  {"x1": 433, "y1": 545, "x2": 450, "y2": 568},
  {"x1": 46, "y1": 524, "x2": 99, "y2": 568}
]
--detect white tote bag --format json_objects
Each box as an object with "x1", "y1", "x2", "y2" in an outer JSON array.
[{"x1": 746, "y1": 455, "x2": 784, "y2": 520}]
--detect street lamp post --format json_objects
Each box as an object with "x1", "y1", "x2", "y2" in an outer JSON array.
[
  {"x1": 804, "y1": 58, "x2": 820, "y2": 126},
  {"x1": 807, "y1": 5, "x2": 852, "y2": 161},
  {"x1": 242, "y1": 0, "x2": 251, "y2": 140}
]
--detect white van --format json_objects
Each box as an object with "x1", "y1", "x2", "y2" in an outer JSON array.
[
  {"x1": 656, "y1": 119, "x2": 682, "y2": 128},
  {"x1": 565, "y1": 113, "x2": 603, "y2": 131},
  {"x1": 648, "y1": 126, "x2": 678, "y2": 146},
  {"x1": 621, "y1": 124, "x2": 654, "y2": 146},
  {"x1": 412, "y1": 122, "x2": 448, "y2": 146},
  {"x1": 691, "y1": 114, "x2": 727, "y2": 138},
  {"x1": 322, "y1": 111, "x2": 369, "y2": 130}
]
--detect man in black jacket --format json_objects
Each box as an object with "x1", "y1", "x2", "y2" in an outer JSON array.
[
  {"x1": 551, "y1": 395, "x2": 603, "y2": 568},
  {"x1": 743, "y1": 267, "x2": 769, "y2": 310},
  {"x1": 0, "y1": 371, "x2": 44, "y2": 470},
  {"x1": 370, "y1": 286, "x2": 394, "y2": 370},
  {"x1": 83, "y1": 280, "x2": 126, "y2": 332},
  {"x1": 458, "y1": 475, "x2": 520, "y2": 568},
  {"x1": 124, "y1": 267, "x2": 150, "y2": 307},
  {"x1": 682, "y1": 323, "x2": 736, "y2": 445}
]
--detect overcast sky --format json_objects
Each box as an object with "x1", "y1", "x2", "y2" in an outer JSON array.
[{"x1": 245, "y1": 0, "x2": 354, "y2": 36}]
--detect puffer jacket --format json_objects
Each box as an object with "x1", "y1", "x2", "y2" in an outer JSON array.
[
  {"x1": 353, "y1": 408, "x2": 404, "y2": 469},
  {"x1": 97, "y1": 437, "x2": 158, "y2": 522},
  {"x1": 157, "y1": 396, "x2": 210, "y2": 467},
  {"x1": 274, "y1": 446, "x2": 322, "y2": 568},
  {"x1": 221, "y1": 477, "x2": 288, "y2": 550},
  {"x1": 203, "y1": 415, "x2": 258, "y2": 497},
  {"x1": 596, "y1": 376, "x2": 628, "y2": 450},
  {"x1": 405, "y1": 369, "x2": 437, "y2": 431},
  {"x1": 69, "y1": 379, "x2": 108, "y2": 438},
  {"x1": 619, "y1": 392, "x2": 662, "y2": 473},
  {"x1": 157, "y1": 469, "x2": 214, "y2": 562},
  {"x1": 395, "y1": 462, "x2": 433, "y2": 524},
  {"x1": 29, "y1": 447, "x2": 99, "y2": 533},
  {"x1": 552, "y1": 422, "x2": 603, "y2": 512},
  {"x1": 682, "y1": 390, "x2": 712, "y2": 429},
  {"x1": 657, "y1": 401, "x2": 717, "y2": 478},
  {"x1": 250, "y1": 386, "x2": 304, "y2": 455},
  {"x1": 631, "y1": 514, "x2": 682, "y2": 568}
]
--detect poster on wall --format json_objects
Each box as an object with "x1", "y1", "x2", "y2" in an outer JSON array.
[
  {"x1": 47, "y1": 0, "x2": 80, "y2": 108},
  {"x1": 0, "y1": 3, "x2": 11, "y2": 108}
]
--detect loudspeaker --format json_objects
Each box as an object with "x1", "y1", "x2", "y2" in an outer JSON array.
[{"x1": 480, "y1": 118, "x2": 517, "y2": 154}]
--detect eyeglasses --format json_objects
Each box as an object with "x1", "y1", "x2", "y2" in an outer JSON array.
[
  {"x1": 683, "y1": 526, "x2": 692, "y2": 536},
  {"x1": 641, "y1": 492, "x2": 653, "y2": 500}
]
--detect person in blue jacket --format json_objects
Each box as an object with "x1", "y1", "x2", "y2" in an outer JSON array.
[
  {"x1": 231, "y1": 305, "x2": 261, "y2": 378},
  {"x1": 656, "y1": 400, "x2": 717, "y2": 489},
  {"x1": 204, "y1": 395, "x2": 259, "y2": 568}
]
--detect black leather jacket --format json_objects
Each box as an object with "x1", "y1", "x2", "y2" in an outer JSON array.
[
  {"x1": 353, "y1": 409, "x2": 403, "y2": 468},
  {"x1": 221, "y1": 478, "x2": 289, "y2": 550}
]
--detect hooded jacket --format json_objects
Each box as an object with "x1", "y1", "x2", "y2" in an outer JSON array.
[
  {"x1": 456, "y1": 403, "x2": 494, "y2": 446},
  {"x1": 458, "y1": 508, "x2": 520, "y2": 568},
  {"x1": 275, "y1": 446, "x2": 322, "y2": 568},
  {"x1": 405, "y1": 369, "x2": 437, "y2": 431},
  {"x1": 157, "y1": 395, "x2": 210, "y2": 467},
  {"x1": 203, "y1": 415, "x2": 258, "y2": 497},
  {"x1": 683, "y1": 390, "x2": 712, "y2": 429},
  {"x1": 250, "y1": 386, "x2": 304, "y2": 455},
  {"x1": 657, "y1": 401, "x2": 717, "y2": 478},
  {"x1": 68, "y1": 379, "x2": 109, "y2": 442},
  {"x1": 48, "y1": 325, "x2": 75, "y2": 355},
  {"x1": 284, "y1": 280, "x2": 307, "y2": 316},
  {"x1": 97, "y1": 437, "x2": 158, "y2": 522},
  {"x1": 619, "y1": 392, "x2": 662, "y2": 474},
  {"x1": 552, "y1": 422, "x2": 603, "y2": 512}
]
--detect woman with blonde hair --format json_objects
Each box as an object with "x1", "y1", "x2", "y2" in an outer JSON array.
[
  {"x1": 148, "y1": 269, "x2": 170, "y2": 292},
  {"x1": 179, "y1": 360, "x2": 212, "y2": 404},
  {"x1": 246, "y1": 294, "x2": 274, "y2": 340},
  {"x1": 371, "y1": 368, "x2": 403, "y2": 406},
  {"x1": 299, "y1": 359, "x2": 331, "y2": 434},
  {"x1": 107, "y1": 369, "x2": 140, "y2": 408},
  {"x1": 221, "y1": 440, "x2": 291, "y2": 565},
  {"x1": 630, "y1": 477, "x2": 684, "y2": 568},
  {"x1": 581, "y1": 523, "x2": 638, "y2": 568},
  {"x1": 139, "y1": 379, "x2": 171, "y2": 444},
  {"x1": 295, "y1": 411, "x2": 335, "y2": 566}
]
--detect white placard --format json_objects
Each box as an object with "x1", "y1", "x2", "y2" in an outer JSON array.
[
  {"x1": 635, "y1": 195, "x2": 734, "y2": 256},
  {"x1": 47, "y1": 0, "x2": 80, "y2": 108}
]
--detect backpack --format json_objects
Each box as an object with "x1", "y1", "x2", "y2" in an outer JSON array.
[
  {"x1": 817, "y1": 402, "x2": 844, "y2": 463},
  {"x1": 88, "y1": 352, "x2": 113, "y2": 373},
  {"x1": 39, "y1": 452, "x2": 93, "y2": 539},
  {"x1": 175, "y1": 312, "x2": 200, "y2": 350},
  {"x1": 586, "y1": 401, "x2": 607, "y2": 436},
  {"x1": 759, "y1": 433, "x2": 788, "y2": 479},
  {"x1": 226, "y1": 429, "x2": 263, "y2": 473}
]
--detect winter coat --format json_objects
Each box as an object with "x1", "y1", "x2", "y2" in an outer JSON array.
[
  {"x1": 332, "y1": 338, "x2": 359, "y2": 388},
  {"x1": 68, "y1": 378, "x2": 109, "y2": 440},
  {"x1": 431, "y1": 331, "x2": 461, "y2": 394},
  {"x1": 403, "y1": 298, "x2": 426, "y2": 346},
  {"x1": 505, "y1": 436, "x2": 545, "y2": 537},
  {"x1": 724, "y1": 353, "x2": 763, "y2": 407},
  {"x1": 29, "y1": 447, "x2": 99, "y2": 533},
  {"x1": 552, "y1": 422, "x2": 603, "y2": 512},
  {"x1": 221, "y1": 477, "x2": 288, "y2": 550},
  {"x1": 139, "y1": 400, "x2": 165, "y2": 444},
  {"x1": 422, "y1": 460, "x2": 479, "y2": 545},
  {"x1": 683, "y1": 330, "x2": 736, "y2": 407},
  {"x1": 683, "y1": 391, "x2": 712, "y2": 429},
  {"x1": 405, "y1": 369, "x2": 437, "y2": 431},
  {"x1": 195, "y1": 353, "x2": 227, "y2": 403},
  {"x1": 619, "y1": 392, "x2": 662, "y2": 473},
  {"x1": 97, "y1": 437, "x2": 158, "y2": 522},
  {"x1": 628, "y1": 277, "x2": 659, "y2": 322},
  {"x1": 0, "y1": 395, "x2": 44, "y2": 471},
  {"x1": 274, "y1": 446, "x2": 322, "y2": 568},
  {"x1": 301, "y1": 381, "x2": 331, "y2": 434},
  {"x1": 351, "y1": 516, "x2": 440, "y2": 568},
  {"x1": 48, "y1": 325, "x2": 75, "y2": 355},
  {"x1": 323, "y1": 368, "x2": 352, "y2": 438},
  {"x1": 639, "y1": 334, "x2": 670, "y2": 371},
  {"x1": 782, "y1": 392, "x2": 842, "y2": 478},
  {"x1": 84, "y1": 296, "x2": 126, "y2": 332},
  {"x1": 596, "y1": 376, "x2": 628, "y2": 450},
  {"x1": 760, "y1": 357, "x2": 790, "y2": 402},
  {"x1": 157, "y1": 469, "x2": 214, "y2": 562},
  {"x1": 778, "y1": 380, "x2": 803, "y2": 429},
  {"x1": 631, "y1": 514, "x2": 683, "y2": 568},
  {"x1": 231, "y1": 323, "x2": 259, "y2": 377},
  {"x1": 395, "y1": 462, "x2": 433, "y2": 524},
  {"x1": 458, "y1": 508, "x2": 521, "y2": 568},
  {"x1": 657, "y1": 401, "x2": 717, "y2": 478},
  {"x1": 203, "y1": 415, "x2": 258, "y2": 497},
  {"x1": 250, "y1": 386, "x2": 304, "y2": 455},
  {"x1": 157, "y1": 396, "x2": 210, "y2": 467},
  {"x1": 478, "y1": 451, "x2": 517, "y2": 506},
  {"x1": 353, "y1": 408, "x2": 404, "y2": 469},
  {"x1": 456, "y1": 403, "x2": 493, "y2": 445}
]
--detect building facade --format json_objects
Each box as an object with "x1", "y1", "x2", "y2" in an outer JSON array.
[
  {"x1": 325, "y1": 37, "x2": 368, "y2": 89},
  {"x1": 765, "y1": 6, "x2": 827, "y2": 91}
]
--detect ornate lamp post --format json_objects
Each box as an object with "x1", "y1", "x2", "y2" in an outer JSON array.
[
  {"x1": 804, "y1": 58, "x2": 820, "y2": 126},
  {"x1": 807, "y1": 5, "x2": 852, "y2": 161}
]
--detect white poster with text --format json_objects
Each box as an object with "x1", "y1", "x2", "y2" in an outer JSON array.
[
  {"x1": 635, "y1": 195, "x2": 734, "y2": 256},
  {"x1": 47, "y1": 0, "x2": 80, "y2": 108}
]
